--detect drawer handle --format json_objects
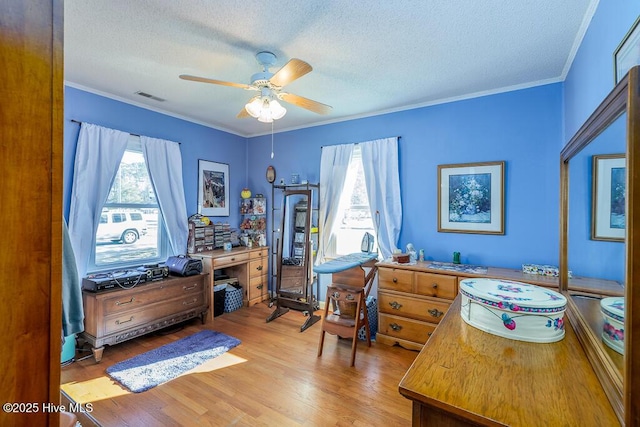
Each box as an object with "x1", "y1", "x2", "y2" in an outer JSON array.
[
  {"x1": 183, "y1": 284, "x2": 197, "y2": 291},
  {"x1": 256, "y1": 265, "x2": 263, "y2": 271},
  {"x1": 432, "y1": 283, "x2": 438, "y2": 289},
  {"x1": 183, "y1": 298, "x2": 198, "y2": 306},
  {"x1": 115, "y1": 297, "x2": 135, "y2": 306},
  {"x1": 231, "y1": 257, "x2": 235, "y2": 261},
  {"x1": 257, "y1": 284, "x2": 264, "y2": 290},
  {"x1": 115, "y1": 316, "x2": 133, "y2": 325},
  {"x1": 428, "y1": 332, "x2": 433, "y2": 337},
  {"x1": 389, "y1": 301, "x2": 403, "y2": 310},
  {"x1": 392, "y1": 277, "x2": 398, "y2": 283},
  {"x1": 428, "y1": 308, "x2": 444, "y2": 318},
  {"x1": 389, "y1": 323, "x2": 402, "y2": 331}
]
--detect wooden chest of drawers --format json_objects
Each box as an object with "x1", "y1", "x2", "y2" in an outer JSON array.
[
  {"x1": 377, "y1": 264, "x2": 457, "y2": 350},
  {"x1": 81, "y1": 274, "x2": 208, "y2": 361}
]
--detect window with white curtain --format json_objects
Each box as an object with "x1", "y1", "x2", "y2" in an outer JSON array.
[
  {"x1": 326, "y1": 145, "x2": 375, "y2": 257},
  {"x1": 88, "y1": 135, "x2": 169, "y2": 271}
]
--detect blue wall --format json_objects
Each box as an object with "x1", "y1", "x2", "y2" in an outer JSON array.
[
  {"x1": 248, "y1": 84, "x2": 562, "y2": 270},
  {"x1": 63, "y1": 86, "x2": 248, "y2": 226},
  {"x1": 564, "y1": 2, "x2": 640, "y2": 140}
]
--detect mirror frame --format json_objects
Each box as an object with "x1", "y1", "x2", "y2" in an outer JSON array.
[{"x1": 560, "y1": 66, "x2": 639, "y2": 425}]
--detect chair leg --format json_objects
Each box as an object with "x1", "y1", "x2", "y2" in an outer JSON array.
[{"x1": 318, "y1": 329, "x2": 325, "y2": 357}]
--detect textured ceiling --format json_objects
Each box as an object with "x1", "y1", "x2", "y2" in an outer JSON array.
[{"x1": 64, "y1": 1, "x2": 597, "y2": 137}]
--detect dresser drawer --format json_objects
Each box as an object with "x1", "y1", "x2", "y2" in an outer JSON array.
[
  {"x1": 248, "y1": 274, "x2": 268, "y2": 302},
  {"x1": 378, "y1": 291, "x2": 451, "y2": 324},
  {"x1": 378, "y1": 312, "x2": 436, "y2": 344},
  {"x1": 213, "y1": 252, "x2": 249, "y2": 268},
  {"x1": 415, "y1": 272, "x2": 457, "y2": 300},
  {"x1": 102, "y1": 277, "x2": 205, "y2": 316},
  {"x1": 379, "y1": 268, "x2": 414, "y2": 293},
  {"x1": 250, "y1": 248, "x2": 269, "y2": 259},
  {"x1": 249, "y1": 258, "x2": 267, "y2": 278},
  {"x1": 104, "y1": 292, "x2": 206, "y2": 335}
]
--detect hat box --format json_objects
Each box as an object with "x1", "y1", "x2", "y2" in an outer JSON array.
[
  {"x1": 459, "y1": 278, "x2": 566, "y2": 343},
  {"x1": 600, "y1": 297, "x2": 624, "y2": 355}
]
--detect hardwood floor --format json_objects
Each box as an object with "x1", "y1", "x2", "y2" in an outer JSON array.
[{"x1": 61, "y1": 301, "x2": 418, "y2": 426}]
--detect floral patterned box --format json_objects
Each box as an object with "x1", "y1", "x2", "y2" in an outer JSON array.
[
  {"x1": 459, "y1": 278, "x2": 566, "y2": 343},
  {"x1": 600, "y1": 297, "x2": 624, "y2": 355},
  {"x1": 522, "y1": 263, "x2": 572, "y2": 278}
]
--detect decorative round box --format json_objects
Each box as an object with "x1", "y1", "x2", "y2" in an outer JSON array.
[
  {"x1": 459, "y1": 278, "x2": 566, "y2": 343},
  {"x1": 600, "y1": 297, "x2": 624, "y2": 355}
]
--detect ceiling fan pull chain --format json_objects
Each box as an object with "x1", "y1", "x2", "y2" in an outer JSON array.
[{"x1": 271, "y1": 121, "x2": 274, "y2": 159}]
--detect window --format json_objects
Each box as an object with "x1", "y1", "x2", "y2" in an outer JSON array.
[
  {"x1": 89, "y1": 136, "x2": 168, "y2": 271},
  {"x1": 327, "y1": 145, "x2": 375, "y2": 257}
]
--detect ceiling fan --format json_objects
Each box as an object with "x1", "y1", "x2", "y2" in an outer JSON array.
[{"x1": 179, "y1": 51, "x2": 332, "y2": 122}]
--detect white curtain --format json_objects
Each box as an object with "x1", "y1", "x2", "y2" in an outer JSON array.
[
  {"x1": 360, "y1": 137, "x2": 401, "y2": 259},
  {"x1": 68, "y1": 123, "x2": 129, "y2": 278},
  {"x1": 316, "y1": 143, "x2": 354, "y2": 265},
  {"x1": 140, "y1": 136, "x2": 188, "y2": 255}
]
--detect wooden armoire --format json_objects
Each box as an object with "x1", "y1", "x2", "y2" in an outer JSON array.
[{"x1": 0, "y1": 1, "x2": 63, "y2": 426}]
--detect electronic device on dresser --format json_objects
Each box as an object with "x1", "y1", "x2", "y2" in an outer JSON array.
[
  {"x1": 137, "y1": 263, "x2": 169, "y2": 281},
  {"x1": 82, "y1": 269, "x2": 147, "y2": 292}
]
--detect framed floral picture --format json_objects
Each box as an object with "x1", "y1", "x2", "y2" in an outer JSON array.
[
  {"x1": 592, "y1": 154, "x2": 625, "y2": 241},
  {"x1": 438, "y1": 161, "x2": 505, "y2": 234},
  {"x1": 198, "y1": 160, "x2": 229, "y2": 216}
]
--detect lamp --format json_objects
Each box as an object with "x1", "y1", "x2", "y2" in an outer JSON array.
[{"x1": 245, "y1": 95, "x2": 286, "y2": 123}]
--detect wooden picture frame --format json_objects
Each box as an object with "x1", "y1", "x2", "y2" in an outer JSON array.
[
  {"x1": 438, "y1": 161, "x2": 505, "y2": 234},
  {"x1": 614, "y1": 15, "x2": 640, "y2": 84},
  {"x1": 198, "y1": 160, "x2": 229, "y2": 216},
  {"x1": 592, "y1": 154, "x2": 625, "y2": 241}
]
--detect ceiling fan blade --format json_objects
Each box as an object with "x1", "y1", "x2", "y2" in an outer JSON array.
[
  {"x1": 279, "y1": 93, "x2": 332, "y2": 115},
  {"x1": 179, "y1": 74, "x2": 253, "y2": 90},
  {"x1": 269, "y1": 59, "x2": 312, "y2": 88},
  {"x1": 237, "y1": 107, "x2": 250, "y2": 118}
]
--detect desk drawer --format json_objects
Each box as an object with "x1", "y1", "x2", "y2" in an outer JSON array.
[
  {"x1": 378, "y1": 291, "x2": 450, "y2": 324},
  {"x1": 103, "y1": 278, "x2": 204, "y2": 316},
  {"x1": 249, "y1": 274, "x2": 268, "y2": 302},
  {"x1": 213, "y1": 252, "x2": 249, "y2": 268},
  {"x1": 104, "y1": 293, "x2": 206, "y2": 335},
  {"x1": 249, "y1": 258, "x2": 267, "y2": 278},
  {"x1": 378, "y1": 312, "x2": 435, "y2": 344},
  {"x1": 250, "y1": 248, "x2": 269, "y2": 259},
  {"x1": 415, "y1": 272, "x2": 457, "y2": 300},
  {"x1": 379, "y1": 268, "x2": 414, "y2": 293}
]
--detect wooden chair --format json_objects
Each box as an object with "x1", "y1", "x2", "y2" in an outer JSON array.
[{"x1": 317, "y1": 284, "x2": 370, "y2": 366}]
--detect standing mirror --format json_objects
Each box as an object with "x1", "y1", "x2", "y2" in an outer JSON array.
[
  {"x1": 267, "y1": 188, "x2": 320, "y2": 331},
  {"x1": 560, "y1": 66, "x2": 639, "y2": 425}
]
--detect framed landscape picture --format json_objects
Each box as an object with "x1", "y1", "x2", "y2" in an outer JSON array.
[
  {"x1": 198, "y1": 160, "x2": 229, "y2": 216},
  {"x1": 438, "y1": 161, "x2": 505, "y2": 234},
  {"x1": 592, "y1": 154, "x2": 625, "y2": 241}
]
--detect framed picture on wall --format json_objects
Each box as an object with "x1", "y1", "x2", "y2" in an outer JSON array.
[
  {"x1": 438, "y1": 161, "x2": 505, "y2": 235},
  {"x1": 198, "y1": 160, "x2": 230, "y2": 216},
  {"x1": 592, "y1": 154, "x2": 625, "y2": 241},
  {"x1": 614, "y1": 15, "x2": 640, "y2": 84}
]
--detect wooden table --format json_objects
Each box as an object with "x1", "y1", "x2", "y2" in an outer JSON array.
[{"x1": 398, "y1": 297, "x2": 620, "y2": 426}]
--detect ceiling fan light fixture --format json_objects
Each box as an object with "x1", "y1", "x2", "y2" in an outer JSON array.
[
  {"x1": 269, "y1": 99, "x2": 286, "y2": 120},
  {"x1": 245, "y1": 96, "x2": 263, "y2": 118}
]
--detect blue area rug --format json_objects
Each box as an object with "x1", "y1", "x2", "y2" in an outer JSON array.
[{"x1": 106, "y1": 330, "x2": 241, "y2": 393}]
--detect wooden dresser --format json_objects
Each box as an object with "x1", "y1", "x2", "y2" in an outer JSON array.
[
  {"x1": 191, "y1": 246, "x2": 269, "y2": 320},
  {"x1": 376, "y1": 260, "x2": 623, "y2": 351},
  {"x1": 399, "y1": 297, "x2": 619, "y2": 426},
  {"x1": 81, "y1": 274, "x2": 208, "y2": 362},
  {"x1": 377, "y1": 263, "x2": 458, "y2": 350}
]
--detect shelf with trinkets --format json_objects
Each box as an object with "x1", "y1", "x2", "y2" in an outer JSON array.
[{"x1": 239, "y1": 194, "x2": 267, "y2": 248}]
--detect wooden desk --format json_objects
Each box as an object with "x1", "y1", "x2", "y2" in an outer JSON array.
[
  {"x1": 190, "y1": 246, "x2": 269, "y2": 321},
  {"x1": 398, "y1": 297, "x2": 619, "y2": 426}
]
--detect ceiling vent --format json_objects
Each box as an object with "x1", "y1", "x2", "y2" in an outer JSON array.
[{"x1": 135, "y1": 91, "x2": 165, "y2": 102}]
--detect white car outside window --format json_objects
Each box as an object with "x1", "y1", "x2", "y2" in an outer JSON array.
[{"x1": 96, "y1": 210, "x2": 148, "y2": 244}]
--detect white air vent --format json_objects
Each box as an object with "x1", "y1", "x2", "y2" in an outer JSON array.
[{"x1": 135, "y1": 91, "x2": 165, "y2": 102}]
